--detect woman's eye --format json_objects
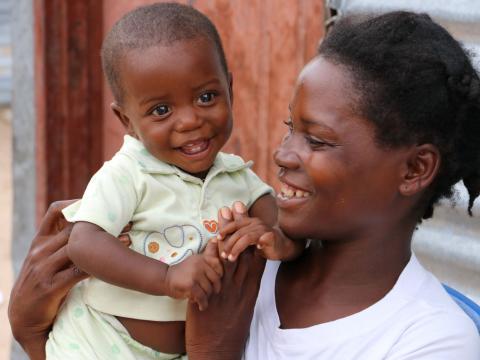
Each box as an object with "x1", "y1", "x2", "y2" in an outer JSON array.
[
  {"x1": 197, "y1": 92, "x2": 216, "y2": 105},
  {"x1": 151, "y1": 104, "x2": 171, "y2": 117},
  {"x1": 305, "y1": 135, "x2": 331, "y2": 149}
]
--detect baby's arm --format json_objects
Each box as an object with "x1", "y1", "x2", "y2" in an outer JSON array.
[
  {"x1": 218, "y1": 197, "x2": 306, "y2": 261},
  {"x1": 68, "y1": 222, "x2": 222, "y2": 310}
]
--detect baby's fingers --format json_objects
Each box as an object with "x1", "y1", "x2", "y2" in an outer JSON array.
[
  {"x1": 228, "y1": 234, "x2": 258, "y2": 262},
  {"x1": 257, "y1": 232, "x2": 275, "y2": 249},
  {"x1": 204, "y1": 263, "x2": 222, "y2": 294},
  {"x1": 217, "y1": 221, "x2": 244, "y2": 240},
  {"x1": 190, "y1": 284, "x2": 208, "y2": 311}
]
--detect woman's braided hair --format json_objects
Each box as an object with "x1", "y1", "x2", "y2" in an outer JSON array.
[{"x1": 319, "y1": 11, "x2": 480, "y2": 220}]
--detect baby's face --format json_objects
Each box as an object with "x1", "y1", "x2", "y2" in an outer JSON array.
[{"x1": 115, "y1": 37, "x2": 233, "y2": 178}]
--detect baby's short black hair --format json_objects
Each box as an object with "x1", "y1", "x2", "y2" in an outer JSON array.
[
  {"x1": 319, "y1": 11, "x2": 480, "y2": 220},
  {"x1": 101, "y1": 2, "x2": 229, "y2": 103}
]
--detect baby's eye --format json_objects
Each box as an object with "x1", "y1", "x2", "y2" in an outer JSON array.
[
  {"x1": 197, "y1": 92, "x2": 216, "y2": 105},
  {"x1": 151, "y1": 104, "x2": 171, "y2": 117}
]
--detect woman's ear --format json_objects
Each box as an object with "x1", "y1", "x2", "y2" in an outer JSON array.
[
  {"x1": 111, "y1": 102, "x2": 136, "y2": 136},
  {"x1": 399, "y1": 144, "x2": 440, "y2": 196}
]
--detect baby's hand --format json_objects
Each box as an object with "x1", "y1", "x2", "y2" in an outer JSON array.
[
  {"x1": 216, "y1": 202, "x2": 277, "y2": 261},
  {"x1": 164, "y1": 241, "x2": 222, "y2": 311},
  {"x1": 218, "y1": 202, "x2": 305, "y2": 261}
]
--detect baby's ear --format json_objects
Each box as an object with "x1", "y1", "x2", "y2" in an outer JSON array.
[
  {"x1": 399, "y1": 144, "x2": 440, "y2": 196},
  {"x1": 111, "y1": 102, "x2": 136, "y2": 136}
]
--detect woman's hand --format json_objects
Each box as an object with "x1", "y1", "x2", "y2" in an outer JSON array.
[
  {"x1": 186, "y1": 203, "x2": 266, "y2": 360},
  {"x1": 8, "y1": 200, "x2": 87, "y2": 360}
]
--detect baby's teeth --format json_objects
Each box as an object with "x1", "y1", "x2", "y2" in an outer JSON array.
[
  {"x1": 286, "y1": 189, "x2": 294, "y2": 197},
  {"x1": 295, "y1": 190, "x2": 304, "y2": 198}
]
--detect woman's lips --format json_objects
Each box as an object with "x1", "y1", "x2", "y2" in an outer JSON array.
[{"x1": 277, "y1": 181, "x2": 312, "y2": 200}]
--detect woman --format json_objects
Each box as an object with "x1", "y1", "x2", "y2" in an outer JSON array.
[{"x1": 9, "y1": 11, "x2": 480, "y2": 359}]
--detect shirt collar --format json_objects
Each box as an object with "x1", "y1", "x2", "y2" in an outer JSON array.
[{"x1": 119, "y1": 135, "x2": 252, "y2": 183}]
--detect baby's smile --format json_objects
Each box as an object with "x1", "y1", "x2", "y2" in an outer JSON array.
[{"x1": 177, "y1": 138, "x2": 211, "y2": 156}]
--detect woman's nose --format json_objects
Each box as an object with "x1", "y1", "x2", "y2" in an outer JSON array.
[
  {"x1": 174, "y1": 108, "x2": 203, "y2": 132},
  {"x1": 273, "y1": 135, "x2": 300, "y2": 170}
]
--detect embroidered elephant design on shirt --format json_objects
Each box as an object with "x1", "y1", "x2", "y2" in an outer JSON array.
[{"x1": 143, "y1": 224, "x2": 204, "y2": 265}]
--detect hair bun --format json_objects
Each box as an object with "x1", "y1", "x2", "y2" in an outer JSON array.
[
  {"x1": 463, "y1": 171, "x2": 480, "y2": 215},
  {"x1": 448, "y1": 73, "x2": 480, "y2": 103}
]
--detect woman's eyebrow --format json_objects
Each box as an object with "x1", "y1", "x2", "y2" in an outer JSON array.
[{"x1": 302, "y1": 118, "x2": 335, "y2": 132}]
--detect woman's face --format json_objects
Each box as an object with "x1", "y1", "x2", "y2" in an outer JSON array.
[{"x1": 274, "y1": 57, "x2": 408, "y2": 241}]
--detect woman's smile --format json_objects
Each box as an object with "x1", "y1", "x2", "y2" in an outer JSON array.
[{"x1": 276, "y1": 181, "x2": 312, "y2": 208}]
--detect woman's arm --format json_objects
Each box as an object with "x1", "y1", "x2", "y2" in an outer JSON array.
[
  {"x1": 186, "y1": 205, "x2": 266, "y2": 359},
  {"x1": 8, "y1": 200, "x2": 87, "y2": 360}
]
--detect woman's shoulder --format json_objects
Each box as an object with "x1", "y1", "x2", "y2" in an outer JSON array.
[{"x1": 387, "y1": 255, "x2": 480, "y2": 357}]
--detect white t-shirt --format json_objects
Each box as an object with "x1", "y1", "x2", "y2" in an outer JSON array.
[{"x1": 244, "y1": 254, "x2": 480, "y2": 359}]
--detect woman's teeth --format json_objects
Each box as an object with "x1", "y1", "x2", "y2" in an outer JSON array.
[{"x1": 278, "y1": 182, "x2": 311, "y2": 199}]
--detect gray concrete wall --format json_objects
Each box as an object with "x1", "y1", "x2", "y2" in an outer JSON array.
[{"x1": 11, "y1": 0, "x2": 35, "y2": 358}]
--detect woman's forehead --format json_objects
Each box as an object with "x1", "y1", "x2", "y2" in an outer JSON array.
[{"x1": 293, "y1": 57, "x2": 358, "y2": 115}]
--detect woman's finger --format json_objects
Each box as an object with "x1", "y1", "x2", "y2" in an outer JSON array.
[
  {"x1": 120, "y1": 222, "x2": 133, "y2": 234},
  {"x1": 28, "y1": 224, "x2": 72, "y2": 265},
  {"x1": 52, "y1": 265, "x2": 88, "y2": 296},
  {"x1": 118, "y1": 234, "x2": 132, "y2": 247},
  {"x1": 36, "y1": 200, "x2": 77, "y2": 237}
]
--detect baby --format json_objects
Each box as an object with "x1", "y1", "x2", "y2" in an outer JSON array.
[{"x1": 46, "y1": 3, "x2": 301, "y2": 359}]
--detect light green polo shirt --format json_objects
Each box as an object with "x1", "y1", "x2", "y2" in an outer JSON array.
[{"x1": 63, "y1": 135, "x2": 273, "y2": 321}]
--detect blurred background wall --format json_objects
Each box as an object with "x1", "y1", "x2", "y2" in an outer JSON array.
[
  {"x1": 5, "y1": 1, "x2": 480, "y2": 359},
  {"x1": 8, "y1": 1, "x2": 324, "y2": 359}
]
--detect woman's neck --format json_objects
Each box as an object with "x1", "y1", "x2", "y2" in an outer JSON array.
[{"x1": 275, "y1": 221, "x2": 416, "y2": 328}]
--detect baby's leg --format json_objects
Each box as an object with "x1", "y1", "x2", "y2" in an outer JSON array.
[{"x1": 46, "y1": 283, "x2": 186, "y2": 359}]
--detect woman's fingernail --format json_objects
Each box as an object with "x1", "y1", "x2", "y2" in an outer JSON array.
[
  {"x1": 221, "y1": 207, "x2": 232, "y2": 220},
  {"x1": 221, "y1": 251, "x2": 227, "y2": 259},
  {"x1": 257, "y1": 244, "x2": 262, "y2": 249},
  {"x1": 234, "y1": 201, "x2": 246, "y2": 214},
  {"x1": 217, "y1": 234, "x2": 223, "y2": 241},
  {"x1": 228, "y1": 254, "x2": 235, "y2": 262}
]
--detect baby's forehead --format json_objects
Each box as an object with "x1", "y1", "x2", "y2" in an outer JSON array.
[
  {"x1": 117, "y1": 37, "x2": 226, "y2": 76},
  {"x1": 114, "y1": 36, "x2": 228, "y2": 97}
]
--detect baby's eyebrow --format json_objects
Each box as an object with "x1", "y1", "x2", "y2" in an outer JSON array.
[
  {"x1": 193, "y1": 78, "x2": 222, "y2": 91},
  {"x1": 140, "y1": 96, "x2": 167, "y2": 106}
]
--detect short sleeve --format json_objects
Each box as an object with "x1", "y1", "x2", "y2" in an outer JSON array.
[
  {"x1": 62, "y1": 160, "x2": 139, "y2": 237},
  {"x1": 243, "y1": 168, "x2": 274, "y2": 209},
  {"x1": 385, "y1": 311, "x2": 480, "y2": 359}
]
